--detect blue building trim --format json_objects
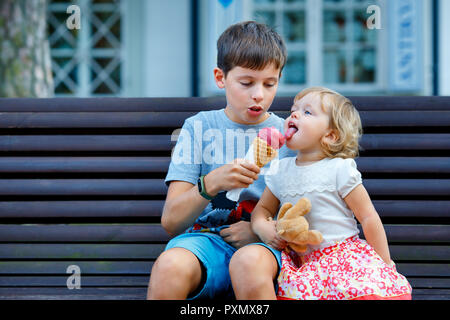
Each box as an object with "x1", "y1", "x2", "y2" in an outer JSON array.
[
  {"x1": 388, "y1": 0, "x2": 424, "y2": 92},
  {"x1": 433, "y1": 0, "x2": 439, "y2": 96},
  {"x1": 191, "y1": 0, "x2": 199, "y2": 97}
]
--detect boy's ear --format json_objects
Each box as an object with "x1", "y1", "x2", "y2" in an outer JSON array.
[{"x1": 214, "y1": 68, "x2": 226, "y2": 89}]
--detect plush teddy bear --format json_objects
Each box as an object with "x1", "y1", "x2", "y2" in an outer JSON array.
[{"x1": 275, "y1": 198, "x2": 323, "y2": 253}]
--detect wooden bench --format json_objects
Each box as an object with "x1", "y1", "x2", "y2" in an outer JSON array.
[{"x1": 0, "y1": 97, "x2": 448, "y2": 300}]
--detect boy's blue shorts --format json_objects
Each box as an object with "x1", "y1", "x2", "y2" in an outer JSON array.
[{"x1": 164, "y1": 232, "x2": 282, "y2": 300}]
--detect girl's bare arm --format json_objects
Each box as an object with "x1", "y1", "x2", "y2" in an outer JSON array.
[
  {"x1": 251, "y1": 187, "x2": 287, "y2": 250},
  {"x1": 344, "y1": 184, "x2": 393, "y2": 266}
]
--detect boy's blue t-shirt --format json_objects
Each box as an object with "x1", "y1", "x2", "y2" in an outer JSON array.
[{"x1": 165, "y1": 108, "x2": 295, "y2": 233}]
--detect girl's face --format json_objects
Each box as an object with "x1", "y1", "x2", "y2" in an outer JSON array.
[{"x1": 284, "y1": 92, "x2": 333, "y2": 158}]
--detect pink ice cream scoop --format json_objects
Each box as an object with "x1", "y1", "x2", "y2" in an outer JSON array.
[{"x1": 257, "y1": 127, "x2": 285, "y2": 149}]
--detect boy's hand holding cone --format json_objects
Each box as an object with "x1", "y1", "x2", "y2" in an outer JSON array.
[{"x1": 226, "y1": 127, "x2": 285, "y2": 201}]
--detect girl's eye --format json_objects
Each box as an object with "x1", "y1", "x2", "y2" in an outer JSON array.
[
  {"x1": 240, "y1": 82, "x2": 251, "y2": 86},
  {"x1": 265, "y1": 83, "x2": 275, "y2": 87},
  {"x1": 304, "y1": 110, "x2": 312, "y2": 115}
]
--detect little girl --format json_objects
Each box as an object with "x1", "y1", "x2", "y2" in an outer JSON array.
[{"x1": 251, "y1": 87, "x2": 412, "y2": 300}]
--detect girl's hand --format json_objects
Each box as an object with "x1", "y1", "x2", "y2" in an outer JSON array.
[
  {"x1": 387, "y1": 259, "x2": 396, "y2": 268},
  {"x1": 253, "y1": 218, "x2": 287, "y2": 251},
  {"x1": 204, "y1": 159, "x2": 260, "y2": 196}
]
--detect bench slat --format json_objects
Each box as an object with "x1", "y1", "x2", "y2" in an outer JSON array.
[
  {"x1": 0, "y1": 224, "x2": 447, "y2": 243},
  {"x1": 411, "y1": 289, "x2": 450, "y2": 300},
  {"x1": 0, "y1": 157, "x2": 448, "y2": 174},
  {"x1": 364, "y1": 179, "x2": 450, "y2": 196},
  {"x1": 359, "y1": 111, "x2": 450, "y2": 127},
  {"x1": 0, "y1": 200, "x2": 164, "y2": 218},
  {"x1": 372, "y1": 225, "x2": 450, "y2": 243},
  {"x1": 0, "y1": 179, "x2": 168, "y2": 196},
  {"x1": 0, "y1": 287, "x2": 147, "y2": 300},
  {"x1": 1, "y1": 276, "x2": 448, "y2": 290},
  {"x1": 360, "y1": 134, "x2": 450, "y2": 150},
  {"x1": 0, "y1": 244, "x2": 165, "y2": 259},
  {"x1": 0, "y1": 179, "x2": 448, "y2": 196},
  {"x1": 396, "y1": 264, "x2": 450, "y2": 277},
  {"x1": 373, "y1": 200, "x2": 450, "y2": 218},
  {"x1": 0, "y1": 111, "x2": 448, "y2": 128},
  {"x1": 0, "y1": 97, "x2": 231, "y2": 112},
  {"x1": 356, "y1": 157, "x2": 450, "y2": 173},
  {"x1": 0, "y1": 224, "x2": 170, "y2": 243},
  {"x1": 0, "y1": 261, "x2": 153, "y2": 274},
  {"x1": 0, "y1": 200, "x2": 447, "y2": 219},
  {"x1": 408, "y1": 278, "x2": 450, "y2": 289},
  {"x1": 0, "y1": 112, "x2": 195, "y2": 128},
  {"x1": 0, "y1": 260, "x2": 447, "y2": 277},
  {"x1": 389, "y1": 246, "x2": 450, "y2": 261},
  {"x1": 0, "y1": 157, "x2": 170, "y2": 173},
  {"x1": 0, "y1": 276, "x2": 149, "y2": 287},
  {"x1": 3, "y1": 287, "x2": 448, "y2": 300},
  {"x1": 1, "y1": 244, "x2": 447, "y2": 261},
  {"x1": 1, "y1": 96, "x2": 450, "y2": 112},
  {"x1": 0, "y1": 135, "x2": 174, "y2": 152},
  {"x1": 0, "y1": 134, "x2": 448, "y2": 152}
]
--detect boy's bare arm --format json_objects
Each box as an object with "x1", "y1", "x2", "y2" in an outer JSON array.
[
  {"x1": 162, "y1": 160, "x2": 261, "y2": 237},
  {"x1": 161, "y1": 181, "x2": 210, "y2": 236}
]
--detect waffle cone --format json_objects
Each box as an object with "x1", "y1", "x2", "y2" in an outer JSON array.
[{"x1": 253, "y1": 137, "x2": 278, "y2": 168}]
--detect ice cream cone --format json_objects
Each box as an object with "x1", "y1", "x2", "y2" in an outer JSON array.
[
  {"x1": 226, "y1": 127, "x2": 284, "y2": 202},
  {"x1": 253, "y1": 136, "x2": 278, "y2": 168}
]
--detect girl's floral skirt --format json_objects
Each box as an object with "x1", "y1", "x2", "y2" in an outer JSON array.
[{"x1": 277, "y1": 236, "x2": 412, "y2": 300}]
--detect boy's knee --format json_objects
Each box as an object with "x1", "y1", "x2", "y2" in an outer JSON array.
[
  {"x1": 230, "y1": 245, "x2": 278, "y2": 298},
  {"x1": 229, "y1": 246, "x2": 252, "y2": 272},
  {"x1": 148, "y1": 248, "x2": 203, "y2": 299},
  {"x1": 230, "y1": 245, "x2": 273, "y2": 275},
  {"x1": 152, "y1": 248, "x2": 200, "y2": 279}
]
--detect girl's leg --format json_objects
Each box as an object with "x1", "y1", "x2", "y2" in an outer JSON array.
[
  {"x1": 229, "y1": 244, "x2": 278, "y2": 299},
  {"x1": 147, "y1": 247, "x2": 203, "y2": 300}
]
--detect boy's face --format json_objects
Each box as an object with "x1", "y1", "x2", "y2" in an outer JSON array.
[{"x1": 214, "y1": 63, "x2": 280, "y2": 125}]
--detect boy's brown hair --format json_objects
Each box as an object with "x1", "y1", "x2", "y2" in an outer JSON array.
[{"x1": 217, "y1": 21, "x2": 287, "y2": 76}]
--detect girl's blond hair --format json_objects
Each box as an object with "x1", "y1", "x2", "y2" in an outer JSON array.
[{"x1": 294, "y1": 87, "x2": 362, "y2": 159}]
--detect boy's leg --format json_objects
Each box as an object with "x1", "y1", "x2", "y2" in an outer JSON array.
[
  {"x1": 229, "y1": 244, "x2": 279, "y2": 299},
  {"x1": 147, "y1": 247, "x2": 203, "y2": 300}
]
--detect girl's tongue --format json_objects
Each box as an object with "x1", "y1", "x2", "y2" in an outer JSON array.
[{"x1": 285, "y1": 127, "x2": 298, "y2": 140}]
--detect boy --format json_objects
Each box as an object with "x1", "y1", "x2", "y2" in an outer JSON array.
[{"x1": 147, "y1": 21, "x2": 293, "y2": 300}]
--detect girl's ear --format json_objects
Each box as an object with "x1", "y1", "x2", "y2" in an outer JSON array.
[
  {"x1": 214, "y1": 68, "x2": 226, "y2": 89},
  {"x1": 322, "y1": 129, "x2": 339, "y2": 146}
]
